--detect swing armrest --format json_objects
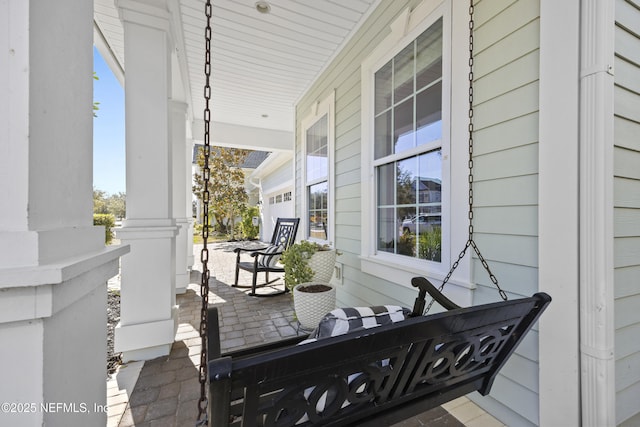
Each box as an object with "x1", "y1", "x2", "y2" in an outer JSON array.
[{"x1": 411, "y1": 277, "x2": 462, "y2": 311}]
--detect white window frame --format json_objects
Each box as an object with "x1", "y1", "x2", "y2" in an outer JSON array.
[
  {"x1": 301, "y1": 91, "x2": 335, "y2": 246},
  {"x1": 360, "y1": 1, "x2": 473, "y2": 300}
]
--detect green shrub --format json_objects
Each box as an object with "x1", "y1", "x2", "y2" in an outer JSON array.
[
  {"x1": 418, "y1": 227, "x2": 441, "y2": 261},
  {"x1": 397, "y1": 232, "x2": 416, "y2": 257},
  {"x1": 94, "y1": 213, "x2": 116, "y2": 245},
  {"x1": 240, "y1": 206, "x2": 260, "y2": 240},
  {"x1": 281, "y1": 240, "x2": 319, "y2": 290}
]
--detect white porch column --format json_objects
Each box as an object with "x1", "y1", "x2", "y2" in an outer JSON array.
[
  {"x1": 0, "y1": 1, "x2": 127, "y2": 426},
  {"x1": 115, "y1": 0, "x2": 179, "y2": 362},
  {"x1": 186, "y1": 138, "x2": 196, "y2": 269},
  {"x1": 171, "y1": 101, "x2": 189, "y2": 294},
  {"x1": 538, "y1": 1, "x2": 581, "y2": 426}
]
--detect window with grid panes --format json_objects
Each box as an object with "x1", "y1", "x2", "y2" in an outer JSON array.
[
  {"x1": 375, "y1": 18, "x2": 443, "y2": 262},
  {"x1": 306, "y1": 115, "x2": 329, "y2": 241}
]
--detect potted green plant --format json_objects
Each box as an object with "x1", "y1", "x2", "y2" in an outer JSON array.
[{"x1": 281, "y1": 241, "x2": 338, "y2": 329}]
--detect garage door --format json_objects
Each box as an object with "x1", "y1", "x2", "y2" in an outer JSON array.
[{"x1": 262, "y1": 189, "x2": 294, "y2": 241}]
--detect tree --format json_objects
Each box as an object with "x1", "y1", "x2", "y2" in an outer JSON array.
[
  {"x1": 94, "y1": 188, "x2": 126, "y2": 219},
  {"x1": 93, "y1": 72, "x2": 100, "y2": 117},
  {"x1": 94, "y1": 188, "x2": 108, "y2": 214},
  {"x1": 106, "y1": 192, "x2": 126, "y2": 219},
  {"x1": 193, "y1": 146, "x2": 250, "y2": 239}
]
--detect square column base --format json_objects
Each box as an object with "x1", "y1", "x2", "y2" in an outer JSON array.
[
  {"x1": 176, "y1": 271, "x2": 189, "y2": 294},
  {"x1": 115, "y1": 305, "x2": 179, "y2": 362}
]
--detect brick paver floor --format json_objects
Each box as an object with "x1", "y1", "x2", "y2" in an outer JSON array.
[{"x1": 116, "y1": 241, "x2": 297, "y2": 426}]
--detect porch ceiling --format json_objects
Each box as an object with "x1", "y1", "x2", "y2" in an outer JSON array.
[{"x1": 93, "y1": 0, "x2": 379, "y2": 150}]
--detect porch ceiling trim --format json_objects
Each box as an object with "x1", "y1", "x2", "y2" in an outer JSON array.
[{"x1": 191, "y1": 119, "x2": 293, "y2": 152}]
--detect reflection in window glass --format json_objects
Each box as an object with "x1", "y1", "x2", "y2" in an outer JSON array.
[
  {"x1": 306, "y1": 115, "x2": 328, "y2": 182},
  {"x1": 375, "y1": 62, "x2": 392, "y2": 114},
  {"x1": 416, "y1": 20, "x2": 443, "y2": 91},
  {"x1": 374, "y1": 17, "x2": 443, "y2": 160},
  {"x1": 308, "y1": 182, "x2": 328, "y2": 240},
  {"x1": 305, "y1": 110, "x2": 330, "y2": 241},
  {"x1": 394, "y1": 43, "x2": 414, "y2": 103},
  {"x1": 376, "y1": 149, "x2": 442, "y2": 261},
  {"x1": 394, "y1": 98, "x2": 414, "y2": 153},
  {"x1": 378, "y1": 207, "x2": 395, "y2": 253},
  {"x1": 416, "y1": 82, "x2": 442, "y2": 145},
  {"x1": 375, "y1": 110, "x2": 392, "y2": 159},
  {"x1": 397, "y1": 157, "x2": 417, "y2": 205},
  {"x1": 377, "y1": 163, "x2": 395, "y2": 206}
]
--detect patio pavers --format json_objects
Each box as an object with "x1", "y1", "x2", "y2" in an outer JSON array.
[{"x1": 115, "y1": 241, "x2": 297, "y2": 426}]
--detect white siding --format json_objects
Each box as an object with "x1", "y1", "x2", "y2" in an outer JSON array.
[
  {"x1": 614, "y1": 0, "x2": 640, "y2": 424},
  {"x1": 262, "y1": 159, "x2": 293, "y2": 194}
]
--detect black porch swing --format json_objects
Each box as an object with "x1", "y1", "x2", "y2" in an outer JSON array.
[{"x1": 195, "y1": 1, "x2": 551, "y2": 426}]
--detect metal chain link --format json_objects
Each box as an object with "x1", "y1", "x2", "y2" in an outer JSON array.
[
  {"x1": 424, "y1": 0, "x2": 506, "y2": 314},
  {"x1": 196, "y1": 1, "x2": 213, "y2": 425}
]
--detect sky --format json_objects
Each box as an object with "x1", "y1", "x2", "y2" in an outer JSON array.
[{"x1": 93, "y1": 47, "x2": 126, "y2": 195}]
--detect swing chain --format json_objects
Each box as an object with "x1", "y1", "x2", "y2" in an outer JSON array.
[
  {"x1": 424, "y1": 0, "x2": 506, "y2": 314},
  {"x1": 467, "y1": 1, "x2": 475, "y2": 240},
  {"x1": 196, "y1": 0, "x2": 213, "y2": 425}
]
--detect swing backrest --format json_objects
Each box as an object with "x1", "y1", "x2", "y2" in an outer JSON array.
[{"x1": 208, "y1": 290, "x2": 551, "y2": 426}]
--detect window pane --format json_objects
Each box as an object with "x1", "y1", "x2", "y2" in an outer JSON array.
[
  {"x1": 306, "y1": 115, "x2": 328, "y2": 182},
  {"x1": 416, "y1": 81, "x2": 442, "y2": 145},
  {"x1": 394, "y1": 44, "x2": 414, "y2": 103},
  {"x1": 378, "y1": 163, "x2": 395, "y2": 206},
  {"x1": 375, "y1": 150, "x2": 441, "y2": 261},
  {"x1": 377, "y1": 208, "x2": 395, "y2": 253},
  {"x1": 416, "y1": 19, "x2": 443, "y2": 91},
  {"x1": 375, "y1": 61, "x2": 392, "y2": 114},
  {"x1": 416, "y1": 150, "x2": 441, "y2": 261},
  {"x1": 418, "y1": 150, "x2": 442, "y2": 203},
  {"x1": 308, "y1": 181, "x2": 328, "y2": 240},
  {"x1": 397, "y1": 157, "x2": 417, "y2": 205},
  {"x1": 375, "y1": 110, "x2": 392, "y2": 159},
  {"x1": 397, "y1": 206, "x2": 416, "y2": 257},
  {"x1": 394, "y1": 97, "x2": 414, "y2": 153},
  {"x1": 417, "y1": 207, "x2": 441, "y2": 261}
]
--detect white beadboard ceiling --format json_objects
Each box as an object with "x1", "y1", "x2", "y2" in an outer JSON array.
[{"x1": 94, "y1": 0, "x2": 379, "y2": 147}]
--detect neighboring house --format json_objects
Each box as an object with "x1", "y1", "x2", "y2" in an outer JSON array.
[{"x1": 293, "y1": 1, "x2": 640, "y2": 427}]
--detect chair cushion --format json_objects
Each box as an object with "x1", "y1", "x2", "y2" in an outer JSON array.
[{"x1": 257, "y1": 244, "x2": 283, "y2": 268}]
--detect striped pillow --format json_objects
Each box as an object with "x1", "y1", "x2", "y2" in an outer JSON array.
[
  {"x1": 257, "y1": 244, "x2": 283, "y2": 268},
  {"x1": 302, "y1": 305, "x2": 411, "y2": 343},
  {"x1": 294, "y1": 305, "x2": 411, "y2": 424}
]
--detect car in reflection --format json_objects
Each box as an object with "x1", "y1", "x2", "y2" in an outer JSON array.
[{"x1": 401, "y1": 214, "x2": 441, "y2": 234}]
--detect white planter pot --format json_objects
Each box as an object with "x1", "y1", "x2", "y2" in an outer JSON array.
[
  {"x1": 293, "y1": 283, "x2": 336, "y2": 330},
  {"x1": 307, "y1": 249, "x2": 337, "y2": 283}
]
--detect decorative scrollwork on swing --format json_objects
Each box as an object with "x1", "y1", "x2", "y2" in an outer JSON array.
[
  {"x1": 404, "y1": 326, "x2": 513, "y2": 393},
  {"x1": 220, "y1": 314, "x2": 520, "y2": 427},
  {"x1": 237, "y1": 350, "x2": 408, "y2": 427}
]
